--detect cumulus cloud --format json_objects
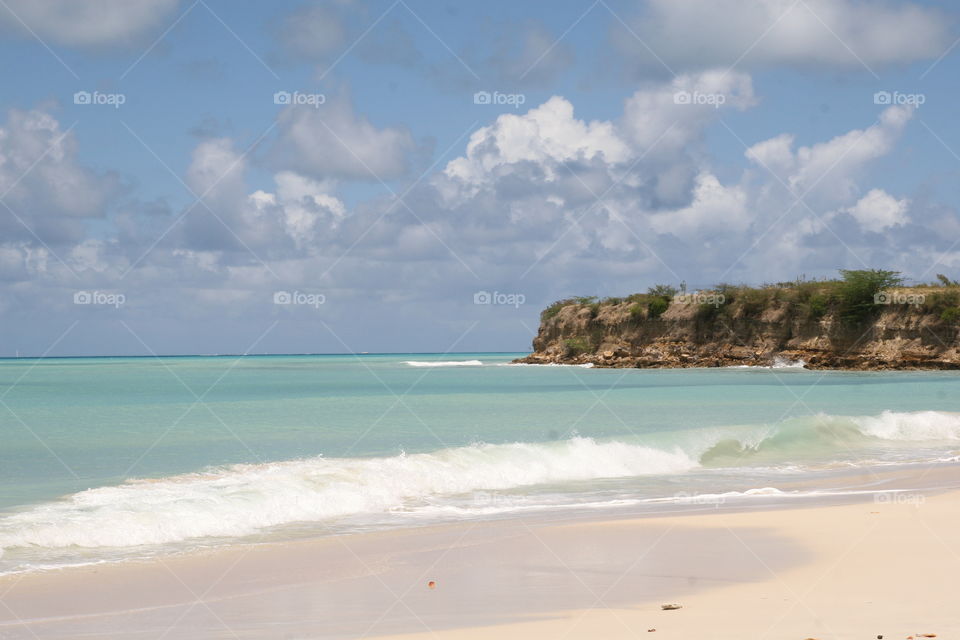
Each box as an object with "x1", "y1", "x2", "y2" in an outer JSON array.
[
  {"x1": 839, "y1": 188, "x2": 910, "y2": 233},
  {"x1": 0, "y1": 0, "x2": 180, "y2": 47},
  {"x1": 441, "y1": 96, "x2": 630, "y2": 189},
  {"x1": 621, "y1": 70, "x2": 755, "y2": 204},
  {"x1": 422, "y1": 79, "x2": 921, "y2": 287},
  {"x1": 615, "y1": 0, "x2": 952, "y2": 72},
  {"x1": 270, "y1": 93, "x2": 415, "y2": 181},
  {"x1": 439, "y1": 70, "x2": 755, "y2": 209},
  {"x1": 647, "y1": 173, "x2": 749, "y2": 236},
  {"x1": 0, "y1": 108, "x2": 118, "y2": 246},
  {"x1": 249, "y1": 171, "x2": 345, "y2": 248},
  {"x1": 2, "y1": 74, "x2": 952, "y2": 355},
  {"x1": 746, "y1": 105, "x2": 913, "y2": 206},
  {"x1": 180, "y1": 137, "x2": 345, "y2": 255}
]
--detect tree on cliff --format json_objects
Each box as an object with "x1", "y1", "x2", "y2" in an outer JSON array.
[{"x1": 837, "y1": 269, "x2": 903, "y2": 324}]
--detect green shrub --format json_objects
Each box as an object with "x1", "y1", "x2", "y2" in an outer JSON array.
[
  {"x1": 542, "y1": 298, "x2": 573, "y2": 321},
  {"x1": 542, "y1": 296, "x2": 597, "y2": 321},
  {"x1": 629, "y1": 303, "x2": 645, "y2": 321},
  {"x1": 941, "y1": 307, "x2": 960, "y2": 324},
  {"x1": 806, "y1": 293, "x2": 831, "y2": 319},
  {"x1": 836, "y1": 269, "x2": 903, "y2": 324},
  {"x1": 563, "y1": 337, "x2": 591, "y2": 356},
  {"x1": 647, "y1": 296, "x2": 669, "y2": 319},
  {"x1": 696, "y1": 302, "x2": 721, "y2": 322},
  {"x1": 716, "y1": 283, "x2": 738, "y2": 305},
  {"x1": 794, "y1": 281, "x2": 819, "y2": 304},
  {"x1": 588, "y1": 303, "x2": 601, "y2": 318},
  {"x1": 647, "y1": 284, "x2": 678, "y2": 299},
  {"x1": 923, "y1": 289, "x2": 960, "y2": 315},
  {"x1": 738, "y1": 287, "x2": 770, "y2": 316}
]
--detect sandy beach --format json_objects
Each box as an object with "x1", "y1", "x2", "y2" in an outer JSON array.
[
  {"x1": 0, "y1": 465, "x2": 957, "y2": 639},
  {"x1": 5, "y1": 0, "x2": 960, "y2": 636}
]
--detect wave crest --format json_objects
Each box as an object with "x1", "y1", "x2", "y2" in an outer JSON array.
[
  {"x1": 0, "y1": 438, "x2": 694, "y2": 551},
  {"x1": 402, "y1": 360, "x2": 483, "y2": 367},
  {"x1": 2, "y1": 410, "x2": 956, "y2": 554}
]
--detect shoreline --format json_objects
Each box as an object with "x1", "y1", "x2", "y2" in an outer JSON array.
[
  {"x1": 513, "y1": 352, "x2": 960, "y2": 370},
  {"x1": 1, "y1": 465, "x2": 958, "y2": 639}
]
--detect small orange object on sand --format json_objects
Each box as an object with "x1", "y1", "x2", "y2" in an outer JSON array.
[{"x1": 427, "y1": 581, "x2": 436, "y2": 589}]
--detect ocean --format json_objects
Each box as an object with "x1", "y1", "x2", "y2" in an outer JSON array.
[{"x1": 1, "y1": 353, "x2": 959, "y2": 575}]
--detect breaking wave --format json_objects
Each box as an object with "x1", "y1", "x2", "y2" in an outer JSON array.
[
  {"x1": 1, "y1": 411, "x2": 957, "y2": 556},
  {"x1": 402, "y1": 360, "x2": 484, "y2": 367}
]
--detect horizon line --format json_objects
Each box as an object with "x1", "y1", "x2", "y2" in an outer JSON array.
[{"x1": 0, "y1": 351, "x2": 533, "y2": 361}]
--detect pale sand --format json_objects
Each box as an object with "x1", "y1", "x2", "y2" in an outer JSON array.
[{"x1": 0, "y1": 477, "x2": 957, "y2": 638}]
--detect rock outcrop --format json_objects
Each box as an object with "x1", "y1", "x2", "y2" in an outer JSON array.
[{"x1": 515, "y1": 289, "x2": 960, "y2": 370}]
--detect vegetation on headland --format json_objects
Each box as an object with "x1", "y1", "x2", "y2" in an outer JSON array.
[
  {"x1": 525, "y1": 270, "x2": 960, "y2": 370},
  {"x1": 541, "y1": 269, "x2": 960, "y2": 328}
]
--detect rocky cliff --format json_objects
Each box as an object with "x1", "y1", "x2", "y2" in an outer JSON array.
[{"x1": 515, "y1": 283, "x2": 960, "y2": 370}]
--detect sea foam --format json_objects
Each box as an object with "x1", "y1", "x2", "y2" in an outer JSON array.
[
  {"x1": 2, "y1": 410, "x2": 957, "y2": 555},
  {"x1": 402, "y1": 360, "x2": 484, "y2": 367},
  {"x1": 0, "y1": 438, "x2": 694, "y2": 552}
]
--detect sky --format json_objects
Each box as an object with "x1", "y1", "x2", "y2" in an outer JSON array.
[{"x1": 1, "y1": 0, "x2": 960, "y2": 356}]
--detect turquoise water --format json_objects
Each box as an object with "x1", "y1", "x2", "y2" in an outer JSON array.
[{"x1": 2, "y1": 353, "x2": 960, "y2": 573}]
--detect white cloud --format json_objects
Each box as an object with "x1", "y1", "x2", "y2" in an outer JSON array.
[
  {"x1": 746, "y1": 106, "x2": 913, "y2": 205},
  {"x1": 179, "y1": 136, "x2": 347, "y2": 255},
  {"x1": 616, "y1": 0, "x2": 951, "y2": 71},
  {"x1": 648, "y1": 172, "x2": 749, "y2": 236},
  {"x1": 622, "y1": 70, "x2": 756, "y2": 149},
  {"x1": 2, "y1": 75, "x2": 950, "y2": 355},
  {"x1": 621, "y1": 70, "x2": 755, "y2": 204},
  {"x1": 272, "y1": 93, "x2": 415, "y2": 181},
  {"x1": 185, "y1": 137, "x2": 246, "y2": 209},
  {"x1": 250, "y1": 171, "x2": 345, "y2": 248},
  {"x1": 0, "y1": 108, "x2": 116, "y2": 249},
  {"x1": 442, "y1": 96, "x2": 630, "y2": 190},
  {"x1": 0, "y1": 0, "x2": 179, "y2": 47},
  {"x1": 841, "y1": 188, "x2": 910, "y2": 233}
]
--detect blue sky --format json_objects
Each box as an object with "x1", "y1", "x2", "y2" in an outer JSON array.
[{"x1": 2, "y1": 0, "x2": 960, "y2": 356}]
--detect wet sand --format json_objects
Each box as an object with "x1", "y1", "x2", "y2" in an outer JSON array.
[{"x1": 0, "y1": 468, "x2": 957, "y2": 639}]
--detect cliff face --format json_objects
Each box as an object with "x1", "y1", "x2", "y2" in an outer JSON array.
[{"x1": 516, "y1": 292, "x2": 960, "y2": 370}]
